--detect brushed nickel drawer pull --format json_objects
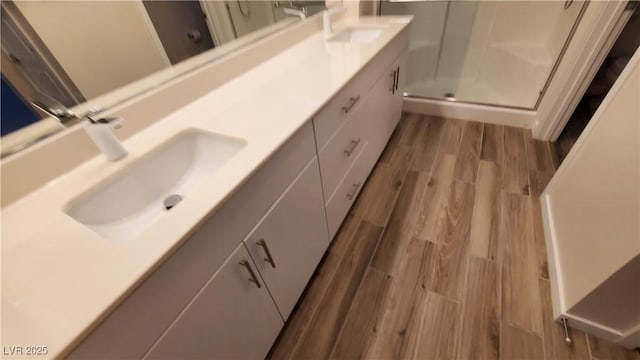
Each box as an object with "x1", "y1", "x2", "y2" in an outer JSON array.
[
  {"x1": 344, "y1": 138, "x2": 361, "y2": 157},
  {"x1": 347, "y1": 182, "x2": 362, "y2": 201},
  {"x1": 239, "y1": 259, "x2": 261, "y2": 288},
  {"x1": 256, "y1": 239, "x2": 276, "y2": 268},
  {"x1": 341, "y1": 95, "x2": 361, "y2": 113}
]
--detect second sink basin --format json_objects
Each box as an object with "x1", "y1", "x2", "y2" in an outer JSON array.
[
  {"x1": 65, "y1": 129, "x2": 247, "y2": 242},
  {"x1": 329, "y1": 27, "x2": 384, "y2": 44}
]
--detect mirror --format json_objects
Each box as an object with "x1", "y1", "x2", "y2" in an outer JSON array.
[{"x1": 0, "y1": 0, "x2": 325, "y2": 157}]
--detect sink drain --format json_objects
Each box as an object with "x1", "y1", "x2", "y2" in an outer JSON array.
[{"x1": 163, "y1": 194, "x2": 183, "y2": 210}]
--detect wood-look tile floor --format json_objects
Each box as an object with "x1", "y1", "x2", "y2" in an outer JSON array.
[{"x1": 269, "y1": 113, "x2": 640, "y2": 360}]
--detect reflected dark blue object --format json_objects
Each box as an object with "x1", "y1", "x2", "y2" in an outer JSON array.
[{"x1": 1, "y1": 75, "x2": 39, "y2": 136}]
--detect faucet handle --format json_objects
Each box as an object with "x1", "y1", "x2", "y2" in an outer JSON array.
[{"x1": 87, "y1": 116, "x2": 123, "y2": 129}]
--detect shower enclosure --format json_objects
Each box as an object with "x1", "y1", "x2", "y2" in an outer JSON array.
[{"x1": 380, "y1": 0, "x2": 587, "y2": 110}]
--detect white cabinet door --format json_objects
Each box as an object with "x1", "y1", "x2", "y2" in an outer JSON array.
[
  {"x1": 391, "y1": 53, "x2": 408, "y2": 124},
  {"x1": 144, "y1": 243, "x2": 283, "y2": 359},
  {"x1": 356, "y1": 54, "x2": 407, "y2": 164},
  {"x1": 244, "y1": 157, "x2": 330, "y2": 319},
  {"x1": 541, "y1": 48, "x2": 640, "y2": 347}
]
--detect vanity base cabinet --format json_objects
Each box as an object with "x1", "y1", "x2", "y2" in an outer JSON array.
[
  {"x1": 69, "y1": 124, "x2": 318, "y2": 359},
  {"x1": 144, "y1": 243, "x2": 283, "y2": 359},
  {"x1": 244, "y1": 157, "x2": 329, "y2": 320},
  {"x1": 68, "y1": 27, "x2": 410, "y2": 359},
  {"x1": 318, "y1": 50, "x2": 409, "y2": 238}
]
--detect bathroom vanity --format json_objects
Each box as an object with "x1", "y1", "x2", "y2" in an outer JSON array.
[{"x1": 1, "y1": 16, "x2": 411, "y2": 358}]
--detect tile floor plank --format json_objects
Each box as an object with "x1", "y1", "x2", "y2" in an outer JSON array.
[
  {"x1": 410, "y1": 116, "x2": 445, "y2": 173},
  {"x1": 370, "y1": 170, "x2": 429, "y2": 275},
  {"x1": 503, "y1": 126, "x2": 530, "y2": 195},
  {"x1": 525, "y1": 132, "x2": 555, "y2": 173},
  {"x1": 424, "y1": 180, "x2": 475, "y2": 302},
  {"x1": 470, "y1": 160, "x2": 502, "y2": 262},
  {"x1": 413, "y1": 291, "x2": 460, "y2": 359},
  {"x1": 352, "y1": 152, "x2": 411, "y2": 227},
  {"x1": 500, "y1": 322, "x2": 544, "y2": 359},
  {"x1": 415, "y1": 154, "x2": 457, "y2": 243},
  {"x1": 458, "y1": 256, "x2": 500, "y2": 360},
  {"x1": 268, "y1": 252, "x2": 341, "y2": 359},
  {"x1": 439, "y1": 118, "x2": 464, "y2": 155},
  {"x1": 330, "y1": 267, "x2": 392, "y2": 359},
  {"x1": 291, "y1": 221, "x2": 382, "y2": 359},
  {"x1": 367, "y1": 238, "x2": 433, "y2": 359},
  {"x1": 501, "y1": 193, "x2": 544, "y2": 336},
  {"x1": 454, "y1": 121, "x2": 484, "y2": 184},
  {"x1": 379, "y1": 113, "x2": 425, "y2": 165},
  {"x1": 481, "y1": 123, "x2": 504, "y2": 163}
]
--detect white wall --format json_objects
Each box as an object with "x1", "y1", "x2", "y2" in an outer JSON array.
[{"x1": 15, "y1": 1, "x2": 170, "y2": 99}]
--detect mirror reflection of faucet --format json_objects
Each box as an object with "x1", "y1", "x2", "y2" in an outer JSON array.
[{"x1": 283, "y1": 8, "x2": 306, "y2": 19}]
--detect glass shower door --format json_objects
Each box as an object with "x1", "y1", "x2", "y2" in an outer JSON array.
[{"x1": 380, "y1": 0, "x2": 587, "y2": 109}]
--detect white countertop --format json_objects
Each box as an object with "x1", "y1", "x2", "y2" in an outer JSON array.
[{"x1": 1, "y1": 16, "x2": 411, "y2": 357}]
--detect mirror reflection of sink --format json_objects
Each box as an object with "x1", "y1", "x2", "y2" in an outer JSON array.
[
  {"x1": 328, "y1": 27, "x2": 384, "y2": 44},
  {"x1": 65, "y1": 129, "x2": 247, "y2": 243}
]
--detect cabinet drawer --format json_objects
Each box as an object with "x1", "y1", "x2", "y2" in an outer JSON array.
[
  {"x1": 313, "y1": 29, "x2": 410, "y2": 150},
  {"x1": 325, "y1": 142, "x2": 371, "y2": 238},
  {"x1": 144, "y1": 243, "x2": 283, "y2": 359},
  {"x1": 244, "y1": 157, "x2": 329, "y2": 320},
  {"x1": 313, "y1": 81, "x2": 363, "y2": 152},
  {"x1": 69, "y1": 122, "x2": 315, "y2": 359},
  {"x1": 318, "y1": 107, "x2": 368, "y2": 200}
]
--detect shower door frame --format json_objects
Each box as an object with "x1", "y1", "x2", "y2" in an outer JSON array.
[{"x1": 387, "y1": 0, "x2": 631, "y2": 141}]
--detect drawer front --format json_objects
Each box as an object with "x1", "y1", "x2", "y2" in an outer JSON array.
[
  {"x1": 313, "y1": 80, "x2": 362, "y2": 151},
  {"x1": 318, "y1": 106, "x2": 368, "y2": 200},
  {"x1": 144, "y1": 244, "x2": 283, "y2": 359},
  {"x1": 325, "y1": 142, "x2": 371, "y2": 238},
  {"x1": 244, "y1": 157, "x2": 329, "y2": 320},
  {"x1": 313, "y1": 28, "x2": 411, "y2": 150},
  {"x1": 69, "y1": 122, "x2": 315, "y2": 359}
]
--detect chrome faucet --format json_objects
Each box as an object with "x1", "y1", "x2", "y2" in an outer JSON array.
[
  {"x1": 323, "y1": 6, "x2": 345, "y2": 36},
  {"x1": 84, "y1": 115, "x2": 128, "y2": 161},
  {"x1": 30, "y1": 92, "x2": 127, "y2": 161}
]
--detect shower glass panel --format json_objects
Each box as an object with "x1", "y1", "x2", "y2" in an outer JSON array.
[{"x1": 380, "y1": 0, "x2": 586, "y2": 109}]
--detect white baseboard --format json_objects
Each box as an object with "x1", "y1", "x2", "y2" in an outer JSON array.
[{"x1": 402, "y1": 97, "x2": 536, "y2": 129}]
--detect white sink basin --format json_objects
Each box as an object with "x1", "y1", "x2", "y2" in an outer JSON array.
[
  {"x1": 65, "y1": 129, "x2": 247, "y2": 242},
  {"x1": 329, "y1": 28, "x2": 384, "y2": 44}
]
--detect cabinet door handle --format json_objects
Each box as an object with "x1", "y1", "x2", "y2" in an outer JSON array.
[
  {"x1": 239, "y1": 259, "x2": 262, "y2": 288},
  {"x1": 344, "y1": 138, "x2": 361, "y2": 157},
  {"x1": 395, "y1": 66, "x2": 400, "y2": 91},
  {"x1": 256, "y1": 239, "x2": 276, "y2": 268},
  {"x1": 390, "y1": 69, "x2": 396, "y2": 92},
  {"x1": 341, "y1": 95, "x2": 361, "y2": 114},
  {"x1": 346, "y1": 182, "x2": 362, "y2": 201}
]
